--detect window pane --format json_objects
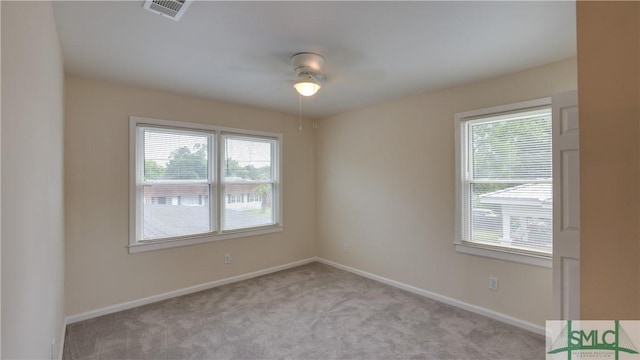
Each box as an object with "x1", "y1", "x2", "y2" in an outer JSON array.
[
  {"x1": 224, "y1": 136, "x2": 272, "y2": 181},
  {"x1": 223, "y1": 184, "x2": 274, "y2": 230},
  {"x1": 144, "y1": 129, "x2": 209, "y2": 181},
  {"x1": 470, "y1": 183, "x2": 552, "y2": 254},
  {"x1": 471, "y1": 115, "x2": 551, "y2": 180},
  {"x1": 143, "y1": 184, "x2": 211, "y2": 240}
]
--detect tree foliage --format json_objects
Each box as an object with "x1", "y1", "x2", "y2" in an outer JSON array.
[
  {"x1": 471, "y1": 116, "x2": 551, "y2": 180},
  {"x1": 164, "y1": 143, "x2": 208, "y2": 180},
  {"x1": 252, "y1": 184, "x2": 271, "y2": 213},
  {"x1": 471, "y1": 116, "x2": 551, "y2": 205},
  {"x1": 145, "y1": 143, "x2": 271, "y2": 182},
  {"x1": 144, "y1": 160, "x2": 166, "y2": 180},
  {"x1": 224, "y1": 158, "x2": 271, "y2": 181}
]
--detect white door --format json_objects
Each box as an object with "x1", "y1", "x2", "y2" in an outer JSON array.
[{"x1": 552, "y1": 90, "x2": 580, "y2": 320}]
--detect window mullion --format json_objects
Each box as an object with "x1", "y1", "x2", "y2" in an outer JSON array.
[
  {"x1": 216, "y1": 133, "x2": 224, "y2": 234},
  {"x1": 210, "y1": 132, "x2": 217, "y2": 233}
]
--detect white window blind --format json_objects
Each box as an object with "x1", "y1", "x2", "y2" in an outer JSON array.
[
  {"x1": 140, "y1": 127, "x2": 214, "y2": 240},
  {"x1": 458, "y1": 106, "x2": 553, "y2": 257}
]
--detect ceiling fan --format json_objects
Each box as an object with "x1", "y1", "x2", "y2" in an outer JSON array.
[
  {"x1": 228, "y1": 50, "x2": 383, "y2": 129},
  {"x1": 290, "y1": 52, "x2": 327, "y2": 97},
  {"x1": 229, "y1": 50, "x2": 385, "y2": 101}
]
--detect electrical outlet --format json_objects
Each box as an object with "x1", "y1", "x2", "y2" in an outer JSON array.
[
  {"x1": 343, "y1": 243, "x2": 349, "y2": 253},
  {"x1": 489, "y1": 276, "x2": 498, "y2": 290},
  {"x1": 224, "y1": 253, "x2": 231, "y2": 264}
]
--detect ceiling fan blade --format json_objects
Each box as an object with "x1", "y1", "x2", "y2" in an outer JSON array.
[
  {"x1": 328, "y1": 69, "x2": 387, "y2": 85},
  {"x1": 227, "y1": 64, "x2": 276, "y2": 74},
  {"x1": 227, "y1": 50, "x2": 293, "y2": 76}
]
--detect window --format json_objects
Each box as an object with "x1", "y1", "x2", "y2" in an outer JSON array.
[
  {"x1": 130, "y1": 116, "x2": 281, "y2": 253},
  {"x1": 455, "y1": 98, "x2": 552, "y2": 267},
  {"x1": 222, "y1": 134, "x2": 278, "y2": 231}
]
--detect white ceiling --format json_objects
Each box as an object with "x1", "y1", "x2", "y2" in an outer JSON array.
[{"x1": 52, "y1": 1, "x2": 576, "y2": 119}]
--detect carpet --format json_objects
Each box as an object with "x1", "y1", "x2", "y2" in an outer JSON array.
[{"x1": 63, "y1": 262, "x2": 544, "y2": 359}]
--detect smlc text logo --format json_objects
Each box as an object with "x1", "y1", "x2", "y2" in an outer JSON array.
[{"x1": 547, "y1": 320, "x2": 640, "y2": 360}]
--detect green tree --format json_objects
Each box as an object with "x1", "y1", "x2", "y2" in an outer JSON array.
[
  {"x1": 240, "y1": 164, "x2": 271, "y2": 180},
  {"x1": 472, "y1": 116, "x2": 551, "y2": 180},
  {"x1": 144, "y1": 160, "x2": 166, "y2": 180},
  {"x1": 224, "y1": 158, "x2": 241, "y2": 177},
  {"x1": 252, "y1": 184, "x2": 271, "y2": 213},
  {"x1": 225, "y1": 158, "x2": 271, "y2": 181},
  {"x1": 471, "y1": 116, "x2": 551, "y2": 205},
  {"x1": 165, "y1": 144, "x2": 207, "y2": 180},
  {"x1": 251, "y1": 165, "x2": 271, "y2": 181}
]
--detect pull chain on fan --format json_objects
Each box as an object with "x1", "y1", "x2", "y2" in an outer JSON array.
[
  {"x1": 299, "y1": 94, "x2": 303, "y2": 131},
  {"x1": 291, "y1": 52, "x2": 326, "y2": 132}
]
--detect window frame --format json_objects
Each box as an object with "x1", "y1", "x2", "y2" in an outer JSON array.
[
  {"x1": 129, "y1": 116, "x2": 283, "y2": 254},
  {"x1": 220, "y1": 132, "x2": 280, "y2": 232},
  {"x1": 454, "y1": 98, "x2": 552, "y2": 268},
  {"x1": 134, "y1": 125, "x2": 216, "y2": 240}
]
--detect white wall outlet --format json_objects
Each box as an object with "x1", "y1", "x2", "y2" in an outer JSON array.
[
  {"x1": 343, "y1": 243, "x2": 349, "y2": 253},
  {"x1": 224, "y1": 253, "x2": 231, "y2": 264},
  {"x1": 489, "y1": 276, "x2": 498, "y2": 290}
]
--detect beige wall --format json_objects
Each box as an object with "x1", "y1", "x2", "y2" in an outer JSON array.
[
  {"x1": 64, "y1": 76, "x2": 316, "y2": 316},
  {"x1": 1, "y1": 2, "x2": 66, "y2": 358},
  {"x1": 316, "y1": 58, "x2": 577, "y2": 327},
  {"x1": 578, "y1": 1, "x2": 640, "y2": 319}
]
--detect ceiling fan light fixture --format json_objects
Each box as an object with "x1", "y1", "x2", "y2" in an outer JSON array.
[{"x1": 294, "y1": 73, "x2": 322, "y2": 96}]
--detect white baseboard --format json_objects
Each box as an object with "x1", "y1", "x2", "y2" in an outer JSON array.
[
  {"x1": 57, "y1": 321, "x2": 66, "y2": 360},
  {"x1": 65, "y1": 256, "x2": 544, "y2": 336},
  {"x1": 316, "y1": 257, "x2": 545, "y2": 336},
  {"x1": 65, "y1": 257, "x2": 317, "y2": 324}
]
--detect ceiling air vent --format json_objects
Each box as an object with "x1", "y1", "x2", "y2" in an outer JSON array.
[{"x1": 143, "y1": 0, "x2": 192, "y2": 21}]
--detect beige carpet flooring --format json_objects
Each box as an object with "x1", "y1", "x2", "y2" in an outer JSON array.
[{"x1": 63, "y1": 262, "x2": 544, "y2": 359}]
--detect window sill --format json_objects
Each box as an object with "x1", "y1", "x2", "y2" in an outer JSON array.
[
  {"x1": 455, "y1": 243, "x2": 551, "y2": 268},
  {"x1": 129, "y1": 225, "x2": 283, "y2": 254}
]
